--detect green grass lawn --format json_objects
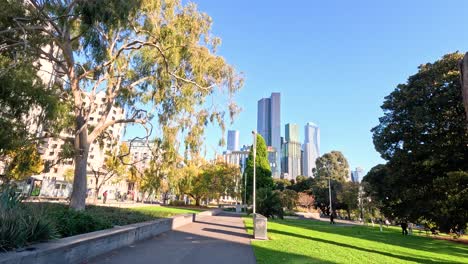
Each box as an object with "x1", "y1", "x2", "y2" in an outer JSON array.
[{"x1": 243, "y1": 218, "x2": 468, "y2": 264}]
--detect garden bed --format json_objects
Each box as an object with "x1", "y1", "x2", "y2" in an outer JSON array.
[{"x1": 1, "y1": 202, "x2": 203, "y2": 252}]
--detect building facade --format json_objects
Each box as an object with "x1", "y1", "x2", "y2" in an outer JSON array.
[
  {"x1": 351, "y1": 167, "x2": 364, "y2": 183},
  {"x1": 303, "y1": 122, "x2": 320, "y2": 177},
  {"x1": 282, "y1": 123, "x2": 301, "y2": 180},
  {"x1": 39, "y1": 92, "x2": 126, "y2": 181},
  {"x1": 227, "y1": 130, "x2": 240, "y2": 151},
  {"x1": 257, "y1": 93, "x2": 281, "y2": 178}
]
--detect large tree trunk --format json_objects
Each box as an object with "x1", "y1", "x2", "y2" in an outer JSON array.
[
  {"x1": 69, "y1": 116, "x2": 89, "y2": 211},
  {"x1": 459, "y1": 53, "x2": 468, "y2": 124}
]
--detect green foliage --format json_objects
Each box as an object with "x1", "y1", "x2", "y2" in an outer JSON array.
[
  {"x1": 169, "y1": 200, "x2": 186, "y2": 206},
  {"x1": 256, "y1": 188, "x2": 283, "y2": 219},
  {"x1": 311, "y1": 151, "x2": 350, "y2": 215},
  {"x1": 273, "y1": 178, "x2": 292, "y2": 191},
  {"x1": 3, "y1": 144, "x2": 43, "y2": 181},
  {"x1": 0, "y1": 185, "x2": 58, "y2": 251},
  {"x1": 177, "y1": 159, "x2": 239, "y2": 206},
  {"x1": 47, "y1": 207, "x2": 111, "y2": 237},
  {"x1": 369, "y1": 53, "x2": 468, "y2": 232},
  {"x1": 278, "y1": 189, "x2": 298, "y2": 210},
  {"x1": 243, "y1": 134, "x2": 273, "y2": 203},
  {"x1": 290, "y1": 175, "x2": 313, "y2": 193},
  {"x1": 337, "y1": 182, "x2": 360, "y2": 219}
]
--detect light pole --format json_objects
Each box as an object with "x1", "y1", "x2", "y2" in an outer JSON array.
[
  {"x1": 327, "y1": 164, "x2": 333, "y2": 219},
  {"x1": 252, "y1": 131, "x2": 257, "y2": 214}
]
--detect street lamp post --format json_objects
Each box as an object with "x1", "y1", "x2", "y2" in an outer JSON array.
[
  {"x1": 252, "y1": 131, "x2": 257, "y2": 214},
  {"x1": 327, "y1": 164, "x2": 333, "y2": 219}
]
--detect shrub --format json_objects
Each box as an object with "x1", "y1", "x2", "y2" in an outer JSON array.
[
  {"x1": 48, "y1": 208, "x2": 111, "y2": 237},
  {"x1": 279, "y1": 189, "x2": 298, "y2": 210},
  {"x1": 169, "y1": 200, "x2": 186, "y2": 206},
  {"x1": 0, "y1": 185, "x2": 58, "y2": 251},
  {"x1": 256, "y1": 188, "x2": 283, "y2": 219}
]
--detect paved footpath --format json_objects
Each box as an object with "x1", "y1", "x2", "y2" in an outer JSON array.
[{"x1": 88, "y1": 212, "x2": 256, "y2": 264}]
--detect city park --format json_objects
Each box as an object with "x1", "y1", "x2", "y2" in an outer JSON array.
[{"x1": 0, "y1": 1, "x2": 467, "y2": 263}]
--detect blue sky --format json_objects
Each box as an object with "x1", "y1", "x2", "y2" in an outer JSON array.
[
  {"x1": 128, "y1": 0, "x2": 468, "y2": 173},
  {"x1": 196, "y1": 0, "x2": 468, "y2": 173}
]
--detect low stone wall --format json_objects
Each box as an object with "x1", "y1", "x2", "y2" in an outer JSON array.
[{"x1": 0, "y1": 210, "x2": 219, "y2": 264}]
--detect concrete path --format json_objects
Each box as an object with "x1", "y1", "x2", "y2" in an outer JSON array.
[{"x1": 88, "y1": 212, "x2": 256, "y2": 264}]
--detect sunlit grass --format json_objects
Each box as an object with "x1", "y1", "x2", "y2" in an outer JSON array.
[{"x1": 243, "y1": 218, "x2": 468, "y2": 264}]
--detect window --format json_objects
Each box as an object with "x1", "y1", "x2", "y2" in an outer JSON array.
[
  {"x1": 51, "y1": 144, "x2": 58, "y2": 149},
  {"x1": 90, "y1": 117, "x2": 94, "y2": 121},
  {"x1": 53, "y1": 168, "x2": 58, "y2": 173},
  {"x1": 113, "y1": 109, "x2": 117, "y2": 114},
  {"x1": 90, "y1": 155, "x2": 94, "y2": 159},
  {"x1": 49, "y1": 151, "x2": 54, "y2": 156},
  {"x1": 55, "y1": 184, "x2": 61, "y2": 189}
]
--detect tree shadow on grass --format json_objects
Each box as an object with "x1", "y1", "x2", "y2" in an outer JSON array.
[
  {"x1": 249, "y1": 218, "x2": 468, "y2": 264},
  {"x1": 269, "y1": 228, "x2": 463, "y2": 263},
  {"x1": 299, "y1": 220, "x2": 468, "y2": 259}
]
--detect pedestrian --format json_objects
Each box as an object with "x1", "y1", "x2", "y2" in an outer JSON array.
[
  {"x1": 408, "y1": 222, "x2": 413, "y2": 235},
  {"x1": 385, "y1": 219, "x2": 390, "y2": 228},
  {"x1": 401, "y1": 222, "x2": 408, "y2": 235},
  {"x1": 330, "y1": 212, "x2": 335, "y2": 224},
  {"x1": 103, "y1": 190, "x2": 108, "y2": 204}
]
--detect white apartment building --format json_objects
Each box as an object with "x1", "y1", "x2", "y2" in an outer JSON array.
[{"x1": 39, "y1": 92, "x2": 125, "y2": 183}]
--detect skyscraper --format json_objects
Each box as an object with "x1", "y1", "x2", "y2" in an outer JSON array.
[
  {"x1": 257, "y1": 93, "x2": 281, "y2": 178},
  {"x1": 282, "y1": 123, "x2": 301, "y2": 180},
  {"x1": 351, "y1": 167, "x2": 365, "y2": 183},
  {"x1": 227, "y1": 130, "x2": 240, "y2": 151},
  {"x1": 303, "y1": 122, "x2": 320, "y2": 177}
]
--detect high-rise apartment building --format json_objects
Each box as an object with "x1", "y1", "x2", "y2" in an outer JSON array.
[
  {"x1": 39, "y1": 92, "x2": 126, "y2": 180},
  {"x1": 257, "y1": 93, "x2": 281, "y2": 178},
  {"x1": 227, "y1": 130, "x2": 240, "y2": 151},
  {"x1": 303, "y1": 122, "x2": 320, "y2": 177},
  {"x1": 282, "y1": 123, "x2": 301, "y2": 180}
]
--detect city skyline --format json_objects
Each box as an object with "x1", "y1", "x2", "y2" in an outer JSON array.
[{"x1": 175, "y1": 0, "x2": 468, "y2": 174}]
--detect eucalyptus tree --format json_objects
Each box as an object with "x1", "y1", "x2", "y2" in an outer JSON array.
[{"x1": 1, "y1": 0, "x2": 243, "y2": 210}]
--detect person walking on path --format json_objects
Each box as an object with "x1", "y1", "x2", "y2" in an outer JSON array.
[
  {"x1": 401, "y1": 222, "x2": 408, "y2": 235},
  {"x1": 330, "y1": 212, "x2": 335, "y2": 224},
  {"x1": 103, "y1": 190, "x2": 108, "y2": 204}
]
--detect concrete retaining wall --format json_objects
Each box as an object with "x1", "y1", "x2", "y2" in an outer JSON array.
[{"x1": 0, "y1": 210, "x2": 220, "y2": 264}]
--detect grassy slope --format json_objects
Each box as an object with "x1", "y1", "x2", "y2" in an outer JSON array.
[{"x1": 243, "y1": 218, "x2": 468, "y2": 264}]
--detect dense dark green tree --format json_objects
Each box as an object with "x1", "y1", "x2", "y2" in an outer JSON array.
[
  {"x1": 257, "y1": 188, "x2": 283, "y2": 219},
  {"x1": 273, "y1": 178, "x2": 292, "y2": 191},
  {"x1": 243, "y1": 134, "x2": 273, "y2": 203},
  {"x1": 370, "y1": 53, "x2": 468, "y2": 232},
  {"x1": 312, "y1": 151, "x2": 350, "y2": 215},
  {"x1": 337, "y1": 182, "x2": 360, "y2": 219},
  {"x1": 290, "y1": 175, "x2": 314, "y2": 193}
]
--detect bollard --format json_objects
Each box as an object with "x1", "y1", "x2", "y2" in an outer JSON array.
[{"x1": 253, "y1": 213, "x2": 268, "y2": 240}]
